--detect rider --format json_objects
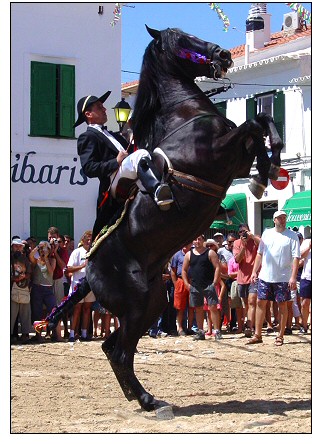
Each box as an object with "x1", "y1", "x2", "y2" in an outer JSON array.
[
  {"x1": 34, "y1": 92, "x2": 174, "y2": 332},
  {"x1": 75, "y1": 92, "x2": 174, "y2": 239}
]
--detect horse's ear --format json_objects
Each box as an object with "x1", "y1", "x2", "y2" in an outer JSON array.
[{"x1": 145, "y1": 25, "x2": 161, "y2": 40}]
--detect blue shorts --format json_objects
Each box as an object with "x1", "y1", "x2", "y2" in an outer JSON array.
[
  {"x1": 300, "y1": 279, "x2": 311, "y2": 299},
  {"x1": 237, "y1": 282, "x2": 258, "y2": 299},
  {"x1": 257, "y1": 279, "x2": 291, "y2": 303}
]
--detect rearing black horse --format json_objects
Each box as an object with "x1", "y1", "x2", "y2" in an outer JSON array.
[{"x1": 40, "y1": 27, "x2": 283, "y2": 412}]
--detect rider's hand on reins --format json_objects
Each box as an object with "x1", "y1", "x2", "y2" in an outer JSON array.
[{"x1": 117, "y1": 151, "x2": 128, "y2": 165}]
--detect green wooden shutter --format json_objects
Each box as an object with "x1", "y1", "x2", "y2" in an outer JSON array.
[
  {"x1": 273, "y1": 91, "x2": 285, "y2": 143},
  {"x1": 215, "y1": 101, "x2": 227, "y2": 116},
  {"x1": 30, "y1": 207, "x2": 74, "y2": 240},
  {"x1": 59, "y1": 64, "x2": 75, "y2": 137},
  {"x1": 52, "y1": 208, "x2": 74, "y2": 236},
  {"x1": 246, "y1": 97, "x2": 257, "y2": 120},
  {"x1": 30, "y1": 62, "x2": 57, "y2": 136}
]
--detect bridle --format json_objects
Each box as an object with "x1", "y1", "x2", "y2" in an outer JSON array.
[{"x1": 176, "y1": 46, "x2": 231, "y2": 80}]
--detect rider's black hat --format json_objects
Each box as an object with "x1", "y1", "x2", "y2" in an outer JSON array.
[{"x1": 73, "y1": 91, "x2": 111, "y2": 127}]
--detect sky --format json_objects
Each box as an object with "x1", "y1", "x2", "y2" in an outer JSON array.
[{"x1": 120, "y1": 1, "x2": 311, "y2": 83}]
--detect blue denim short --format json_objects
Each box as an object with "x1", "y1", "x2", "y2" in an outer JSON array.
[{"x1": 300, "y1": 278, "x2": 311, "y2": 299}]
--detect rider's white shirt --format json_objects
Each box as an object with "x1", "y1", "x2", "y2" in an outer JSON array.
[{"x1": 89, "y1": 124, "x2": 127, "y2": 153}]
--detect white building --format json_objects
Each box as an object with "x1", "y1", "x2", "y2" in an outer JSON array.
[
  {"x1": 11, "y1": 3, "x2": 122, "y2": 243},
  {"x1": 122, "y1": 5, "x2": 311, "y2": 237},
  {"x1": 11, "y1": 3, "x2": 311, "y2": 242}
]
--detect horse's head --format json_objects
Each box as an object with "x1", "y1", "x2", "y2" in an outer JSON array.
[{"x1": 146, "y1": 25, "x2": 233, "y2": 80}]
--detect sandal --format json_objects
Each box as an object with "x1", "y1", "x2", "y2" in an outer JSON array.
[
  {"x1": 246, "y1": 334, "x2": 263, "y2": 344},
  {"x1": 274, "y1": 336, "x2": 284, "y2": 346}
]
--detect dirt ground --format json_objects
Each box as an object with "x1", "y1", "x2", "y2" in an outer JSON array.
[{"x1": 11, "y1": 329, "x2": 311, "y2": 434}]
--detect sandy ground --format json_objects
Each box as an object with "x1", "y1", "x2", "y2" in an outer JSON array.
[{"x1": 11, "y1": 329, "x2": 311, "y2": 434}]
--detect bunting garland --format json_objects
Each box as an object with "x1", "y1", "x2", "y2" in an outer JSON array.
[
  {"x1": 111, "y1": 3, "x2": 121, "y2": 27},
  {"x1": 208, "y1": 3, "x2": 230, "y2": 32},
  {"x1": 285, "y1": 3, "x2": 311, "y2": 24}
]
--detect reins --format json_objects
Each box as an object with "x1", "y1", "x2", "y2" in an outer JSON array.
[{"x1": 168, "y1": 167, "x2": 225, "y2": 199}]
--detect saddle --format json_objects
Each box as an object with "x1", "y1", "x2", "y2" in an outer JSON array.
[{"x1": 114, "y1": 148, "x2": 170, "y2": 203}]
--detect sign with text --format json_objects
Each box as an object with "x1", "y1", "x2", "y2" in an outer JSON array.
[{"x1": 271, "y1": 168, "x2": 290, "y2": 190}]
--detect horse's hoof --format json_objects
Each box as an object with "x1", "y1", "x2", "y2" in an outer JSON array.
[
  {"x1": 155, "y1": 404, "x2": 175, "y2": 420},
  {"x1": 159, "y1": 202, "x2": 171, "y2": 211},
  {"x1": 248, "y1": 179, "x2": 265, "y2": 199},
  {"x1": 268, "y1": 164, "x2": 280, "y2": 180}
]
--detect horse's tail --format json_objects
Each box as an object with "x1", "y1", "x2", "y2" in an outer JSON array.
[{"x1": 33, "y1": 278, "x2": 90, "y2": 332}]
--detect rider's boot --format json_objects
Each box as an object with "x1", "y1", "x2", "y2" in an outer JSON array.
[
  {"x1": 137, "y1": 156, "x2": 173, "y2": 210},
  {"x1": 45, "y1": 277, "x2": 91, "y2": 329}
]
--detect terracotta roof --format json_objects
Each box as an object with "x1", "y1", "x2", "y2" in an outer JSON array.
[
  {"x1": 122, "y1": 80, "x2": 139, "y2": 96},
  {"x1": 122, "y1": 80, "x2": 139, "y2": 89},
  {"x1": 231, "y1": 26, "x2": 311, "y2": 59}
]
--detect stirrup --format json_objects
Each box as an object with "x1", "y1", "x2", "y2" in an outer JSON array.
[{"x1": 154, "y1": 184, "x2": 174, "y2": 209}]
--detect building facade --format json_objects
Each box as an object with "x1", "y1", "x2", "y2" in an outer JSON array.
[{"x1": 11, "y1": 3, "x2": 122, "y2": 242}]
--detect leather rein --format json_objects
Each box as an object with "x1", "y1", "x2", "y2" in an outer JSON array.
[{"x1": 156, "y1": 114, "x2": 227, "y2": 200}]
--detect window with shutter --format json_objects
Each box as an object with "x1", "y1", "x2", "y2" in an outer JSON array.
[{"x1": 30, "y1": 61, "x2": 75, "y2": 138}]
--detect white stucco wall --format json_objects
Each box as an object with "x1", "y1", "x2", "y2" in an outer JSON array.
[{"x1": 11, "y1": 3, "x2": 122, "y2": 242}]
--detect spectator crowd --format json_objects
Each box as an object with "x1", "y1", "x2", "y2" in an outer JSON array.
[{"x1": 11, "y1": 211, "x2": 311, "y2": 348}]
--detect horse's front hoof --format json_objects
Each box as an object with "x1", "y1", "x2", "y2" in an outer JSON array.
[
  {"x1": 268, "y1": 164, "x2": 280, "y2": 180},
  {"x1": 248, "y1": 179, "x2": 266, "y2": 199},
  {"x1": 155, "y1": 404, "x2": 174, "y2": 420}
]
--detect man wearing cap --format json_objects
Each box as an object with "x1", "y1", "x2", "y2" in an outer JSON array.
[
  {"x1": 74, "y1": 92, "x2": 173, "y2": 238},
  {"x1": 213, "y1": 233, "x2": 224, "y2": 249},
  {"x1": 247, "y1": 210, "x2": 300, "y2": 346}
]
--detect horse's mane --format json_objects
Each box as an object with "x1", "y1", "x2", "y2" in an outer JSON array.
[{"x1": 131, "y1": 28, "x2": 189, "y2": 151}]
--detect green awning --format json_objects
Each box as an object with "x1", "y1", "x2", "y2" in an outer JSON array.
[
  {"x1": 282, "y1": 190, "x2": 311, "y2": 228},
  {"x1": 210, "y1": 193, "x2": 247, "y2": 231}
]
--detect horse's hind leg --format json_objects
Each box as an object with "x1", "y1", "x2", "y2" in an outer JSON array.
[{"x1": 101, "y1": 329, "x2": 138, "y2": 402}]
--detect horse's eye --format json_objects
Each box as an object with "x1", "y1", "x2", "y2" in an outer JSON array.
[{"x1": 219, "y1": 50, "x2": 229, "y2": 60}]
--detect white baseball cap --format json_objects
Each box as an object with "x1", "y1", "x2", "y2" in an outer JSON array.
[
  {"x1": 11, "y1": 238, "x2": 24, "y2": 246},
  {"x1": 213, "y1": 232, "x2": 224, "y2": 237},
  {"x1": 273, "y1": 210, "x2": 287, "y2": 220},
  {"x1": 205, "y1": 239, "x2": 219, "y2": 248}
]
